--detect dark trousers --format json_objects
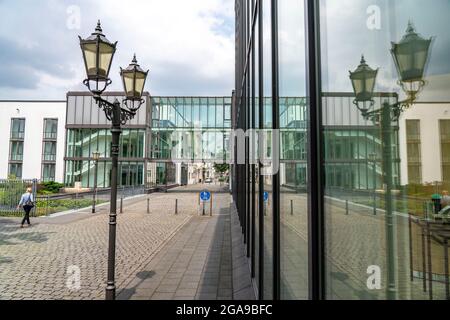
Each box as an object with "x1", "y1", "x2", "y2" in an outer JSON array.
[{"x1": 21, "y1": 205, "x2": 32, "y2": 226}]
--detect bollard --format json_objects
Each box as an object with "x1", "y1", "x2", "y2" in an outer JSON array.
[
  {"x1": 291, "y1": 200, "x2": 294, "y2": 216},
  {"x1": 346, "y1": 200, "x2": 349, "y2": 215},
  {"x1": 210, "y1": 194, "x2": 213, "y2": 217},
  {"x1": 120, "y1": 197, "x2": 123, "y2": 214},
  {"x1": 147, "y1": 198, "x2": 150, "y2": 214},
  {"x1": 46, "y1": 196, "x2": 50, "y2": 217},
  {"x1": 175, "y1": 199, "x2": 178, "y2": 215}
]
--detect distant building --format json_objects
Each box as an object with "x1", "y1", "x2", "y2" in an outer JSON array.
[
  {"x1": 0, "y1": 100, "x2": 66, "y2": 182},
  {"x1": 399, "y1": 102, "x2": 450, "y2": 186}
]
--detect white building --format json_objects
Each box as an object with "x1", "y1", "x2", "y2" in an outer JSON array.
[
  {"x1": 399, "y1": 102, "x2": 450, "y2": 186},
  {"x1": 0, "y1": 100, "x2": 66, "y2": 182}
]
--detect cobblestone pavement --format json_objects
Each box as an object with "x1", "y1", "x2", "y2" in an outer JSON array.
[
  {"x1": 0, "y1": 192, "x2": 198, "y2": 300},
  {"x1": 277, "y1": 190, "x2": 446, "y2": 300},
  {"x1": 117, "y1": 186, "x2": 255, "y2": 300}
]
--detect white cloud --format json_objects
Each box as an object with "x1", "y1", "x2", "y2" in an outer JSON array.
[{"x1": 0, "y1": 0, "x2": 235, "y2": 99}]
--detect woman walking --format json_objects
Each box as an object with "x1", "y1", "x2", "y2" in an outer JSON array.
[{"x1": 17, "y1": 187, "x2": 35, "y2": 228}]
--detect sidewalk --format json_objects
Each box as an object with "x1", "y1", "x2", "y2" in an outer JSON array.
[{"x1": 117, "y1": 194, "x2": 255, "y2": 300}]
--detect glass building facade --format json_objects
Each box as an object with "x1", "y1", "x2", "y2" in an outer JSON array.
[
  {"x1": 234, "y1": 0, "x2": 450, "y2": 300},
  {"x1": 149, "y1": 96, "x2": 232, "y2": 186},
  {"x1": 64, "y1": 93, "x2": 233, "y2": 188},
  {"x1": 65, "y1": 92, "x2": 149, "y2": 188}
]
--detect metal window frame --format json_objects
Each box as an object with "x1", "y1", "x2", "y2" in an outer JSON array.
[
  {"x1": 270, "y1": 0, "x2": 281, "y2": 300},
  {"x1": 305, "y1": 0, "x2": 325, "y2": 300},
  {"x1": 257, "y1": 0, "x2": 265, "y2": 300}
]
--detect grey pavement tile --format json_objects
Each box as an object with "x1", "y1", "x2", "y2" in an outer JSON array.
[
  {"x1": 178, "y1": 281, "x2": 199, "y2": 289},
  {"x1": 175, "y1": 288, "x2": 198, "y2": 297},
  {"x1": 152, "y1": 292, "x2": 174, "y2": 300},
  {"x1": 156, "y1": 284, "x2": 178, "y2": 293},
  {"x1": 196, "y1": 293, "x2": 217, "y2": 300},
  {"x1": 197, "y1": 285, "x2": 218, "y2": 294}
]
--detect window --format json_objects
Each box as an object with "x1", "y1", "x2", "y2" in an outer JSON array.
[
  {"x1": 10, "y1": 141, "x2": 24, "y2": 161},
  {"x1": 441, "y1": 120, "x2": 450, "y2": 183},
  {"x1": 43, "y1": 119, "x2": 58, "y2": 140},
  {"x1": 42, "y1": 164, "x2": 56, "y2": 182},
  {"x1": 11, "y1": 119, "x2": 25, "y2": 140},
  {"x1": 8, "y1": 163, "x2": 22, "y2": 179},
  {"x1": 43, "y1": 142, "x2": 57, "y2": 162},
  {"x1": 406, "y1": 120, "x2": 422, "y2": 184}
]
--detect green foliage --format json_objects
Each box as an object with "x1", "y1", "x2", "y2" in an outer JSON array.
[
  {"x1": 213, "y1": 163, "x2": 230, "y2": 175},
  {"x1": 39, "y1": 181, "x2": 64, "y2": 195},
  {"x1": 35, "y1": 198, "x2": 106, "y2": 216},
  {"x1": 0, "y1": 180, "x2": 26, "y2": 204}
]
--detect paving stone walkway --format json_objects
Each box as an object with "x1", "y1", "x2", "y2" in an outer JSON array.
[
  {"x1": 117, "y1": 190, "x2": 255, "y2": 300},
  {"x1": 0, "y1": 185, "x2": 255, "y2": 300}
]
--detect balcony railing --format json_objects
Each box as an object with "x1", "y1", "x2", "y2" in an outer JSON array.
[
  {"x1": 9, "y1": 154, "x2": 23, "y2": 161},
  {"x1": 11, "y1": 132, "x2": 25, "y2": 140},
  {"x1": 42, "y1": 154, "x2": 57, "y2": 162},
  {"x1": 43, "y1": 132, "x2": 58, "y2": 140}
]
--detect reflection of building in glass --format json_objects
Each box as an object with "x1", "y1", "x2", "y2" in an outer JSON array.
[
  {"x1": 399, "y1": 102, "x2": 450, "y2": 187},
  {"x1": 279, "y1": 93, "x2": 400, "y2": 191}
]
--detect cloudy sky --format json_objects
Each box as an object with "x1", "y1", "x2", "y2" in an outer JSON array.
[
  {"x1": 0, "y1": 0, "x2": 235, "y2": 100},
  {"x1": 0, "y1": 0, "x2": 448, "y2": 101}
]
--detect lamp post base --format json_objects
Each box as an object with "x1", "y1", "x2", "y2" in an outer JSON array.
[{"x1": 105, "y1": 284, "x2": 116, "y2": 300}]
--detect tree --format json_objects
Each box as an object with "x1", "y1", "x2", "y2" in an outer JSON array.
[{"x1": 213, "y1": 163, "x2": 230, "y2": 175}]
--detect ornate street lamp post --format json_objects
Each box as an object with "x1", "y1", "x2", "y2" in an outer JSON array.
[
  {"x1": 369, "y1": 153, "x2": 378, "y2": 216},
  {"x1": 92, "y1": 151, "x2": 101, "y2": 214},
  {"x1": 79, "y1": 21, "x2": 149, "y2": 300},
  {"x1": 349, "y1": 22, "x2": 432, "y2": 300}
]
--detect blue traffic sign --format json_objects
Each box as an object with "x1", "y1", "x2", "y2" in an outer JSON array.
[
  {"x1": 263, "y1": 192, "x2": 269, "y2": 203},
  {"x1": 200, "y1": 191, "x2": 211, "y2": 202}
]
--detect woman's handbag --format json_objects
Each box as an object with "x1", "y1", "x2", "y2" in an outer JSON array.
[{"x1": 25, "y1": 194, "x2": 35, "y2": 208}]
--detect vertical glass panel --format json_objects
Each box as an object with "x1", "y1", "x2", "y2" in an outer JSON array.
[
  {"x1": 278, "y1": 0, "x2": 308, "y2": 300},
  {"x1": 193, "y1": 99, "x2": 200, "y2": 128},
  {"x1": 320, "y1": 0, "x2": 449, "y2": 300},
  {"x1": 261, "y1": 0, "x2": 276, "y2": 300},
  {"x1": 82, "y1": 129, "x2": 91, "y2": 158}
]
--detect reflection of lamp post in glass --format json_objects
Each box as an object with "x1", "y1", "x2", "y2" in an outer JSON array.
[
  {"x1": 92, "y1": 151, "x2": 101, "y2": 214},
  {"x1": 369, "y1": 153, "x2": 377, "y2": 216},
  {"x1": 349, "y1": 22, "x2": 432, "y2": 300},
  {"x1": 79, "y1": 21, "x2": 149, "y2": 300}
]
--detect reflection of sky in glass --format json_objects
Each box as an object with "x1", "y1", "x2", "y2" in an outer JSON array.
[
  {"x1": 272, "y1": 0, "x2": 450, "y2": 98},
  {"x1": 320, "y1": 0, "x2": 450, "y2": 100}
]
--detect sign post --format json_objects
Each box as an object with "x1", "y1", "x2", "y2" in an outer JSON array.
[
  {"x1": 263, "y1": 192, "x2": 269, "y2": 216},
  {"x1": 200, "y1": 191, "x2": 212, "y2": 216}
]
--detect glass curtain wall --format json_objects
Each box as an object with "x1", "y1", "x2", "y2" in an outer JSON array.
[
  {"x1": 319, "y1": 0, "x2": 450, "y2": 300},
  {"x1": 235, "y1": 0, "x2": 450, "y2": 301},
  {"x1": 234, "y1": 0, "x2": 310, "y2": 300},
  {"x1": 150, "y1": 96, "x2": 231, "y2": 187},
  {"x1": 65, "y1": 128, "x2": 145, "y2": 188},
  {"x1": 151, "y1": 97, "x2": 232, "y2": 163}
]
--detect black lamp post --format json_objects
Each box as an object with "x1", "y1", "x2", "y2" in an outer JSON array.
[
  {"x1": 92, "y1": 151, "x2": 101, "y2": 214},
  {"x1": 369, "y1": 153, "x2": 378, "y2": 216},
  {"x1": 79, "y1": 21, "x2": 149, "y2": 300},
  {"x1": 349, "y1": 22, "x2": 432, "y2": 300}
]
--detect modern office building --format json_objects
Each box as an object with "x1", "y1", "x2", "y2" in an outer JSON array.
[
  {"x1": 64, "y1": 92, "x2": 233, "y2": 189},
  {"x1": 233, "y1": 0, "x2": 450, "y2": 300},
  {"x1": 0, "y1": 100, "x2": 66, "y2": 182}
]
